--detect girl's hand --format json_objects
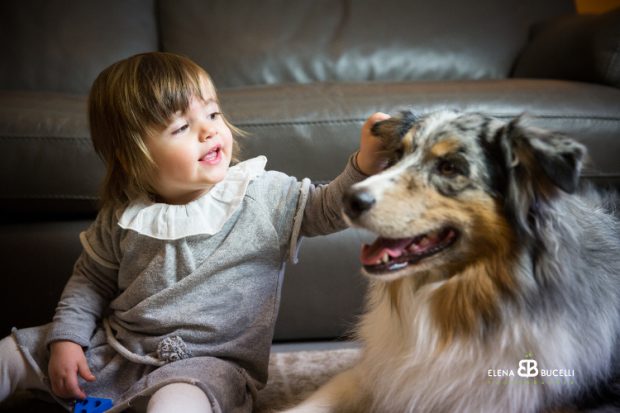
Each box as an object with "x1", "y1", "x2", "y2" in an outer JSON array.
[
  {"x1": 356, "y1": 112, "x2": 392, "y2": 176},
  {"x1": 48, "y1": 340, "x2": 96, "y2": 400}
]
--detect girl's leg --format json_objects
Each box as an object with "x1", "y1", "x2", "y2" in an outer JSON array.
[
  {"x1": 147, "y1": 383, "x2": 212, "y2": 413},
  {"x1": 0, "y1": 335, "x2": 46, "y2": 401}
]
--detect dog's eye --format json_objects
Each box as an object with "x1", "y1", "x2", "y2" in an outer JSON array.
[
  {"x1": 437, "y1": 159, "x2": 459, "y2": 177},
  {"x1": 436, "y1": 156, "x2": 470, "y2": 178}
]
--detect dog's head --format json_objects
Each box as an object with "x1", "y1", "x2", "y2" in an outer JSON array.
[{"x1": 344, "y1": 110, "x2": 586, "y2": 282}]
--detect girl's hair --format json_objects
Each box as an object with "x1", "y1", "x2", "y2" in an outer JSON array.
[{"x1": 88, "y1": 52, "x2": 243, "y2": 210}]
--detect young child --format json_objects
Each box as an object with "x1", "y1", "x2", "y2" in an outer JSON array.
[{"x1": 0, "y1": 52, "x2": 390, "y2": 413}]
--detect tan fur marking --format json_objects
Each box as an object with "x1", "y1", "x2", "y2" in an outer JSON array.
[
  {"x1": 402, "y1": 130, "x2": 416, "y2": 153},
  {"x1": 429, "y1": 138, "x2": 460, "y2": 158},
  {"x1": 388, "y1": 279, "x2": 403, "y2": 314},
  {"x1": 426, "y1": 196, "x2": 518, "y2": 348},
  {"x1": 431, "y1": 264, "x2": 500, "y2": 346}
]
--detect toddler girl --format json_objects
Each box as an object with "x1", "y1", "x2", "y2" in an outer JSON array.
[{"x1": 0, "y1": 52, "x2": 390, "y2": 413}]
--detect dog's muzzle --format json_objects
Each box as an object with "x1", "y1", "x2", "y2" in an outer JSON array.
[{"x1": 343, "y1": 187, "x2": 375, "y2": 220}]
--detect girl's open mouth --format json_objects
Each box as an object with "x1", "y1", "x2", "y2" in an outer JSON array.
[{"x1": 200, "y1": 145, "x2": 222, "y2": 165}]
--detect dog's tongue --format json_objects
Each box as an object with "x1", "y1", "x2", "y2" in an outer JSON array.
[{"x1": 361, "y1": 237, "x2": 412, "y2": 266}]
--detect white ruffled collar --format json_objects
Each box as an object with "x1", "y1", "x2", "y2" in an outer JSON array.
[{"x1": 118, "y1": 156, "x2": 267, "y2": 240}]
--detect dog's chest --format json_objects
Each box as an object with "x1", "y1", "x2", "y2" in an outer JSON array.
[{"x1": 356, "y1": 291, "x2": 577, "y2": 412}]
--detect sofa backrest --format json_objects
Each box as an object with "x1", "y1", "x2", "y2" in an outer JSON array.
[
  {"x1": 159, "y1": 0, "x2": 574, "y2": 89},
  {"x1": 1, "y1": 0, "x2": 574, "y2": 94},
  {"x1": 0, "y1": 0, "x2": 159, "y2": 94}
]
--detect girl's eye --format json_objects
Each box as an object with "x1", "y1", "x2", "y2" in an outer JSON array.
[
  {"x1": 209, "y1": 112, "x2": 222, "y2": 120},
  {"x1": 172, "y1": 124, "x2": 189, "y2": 135}
]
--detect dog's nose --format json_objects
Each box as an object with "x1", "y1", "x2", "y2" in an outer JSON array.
[{"x1": 343, "y1": 188, "x2": 375, "y2": 219}]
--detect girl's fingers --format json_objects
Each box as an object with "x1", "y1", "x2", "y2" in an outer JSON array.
[{"x1": 78, "y1": 359, "x2": 96, "y2": 382}]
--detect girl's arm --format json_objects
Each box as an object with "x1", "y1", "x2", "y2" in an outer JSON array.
[
  {"x1": 45, "y1": 210, "x2": 120, "y2": 399},
  {"x1": 301, "y1": 113, "x2": 391, "y2": 237},
  {"x1": 46, "y1": 250, "x2": 118, "y2": 347}
]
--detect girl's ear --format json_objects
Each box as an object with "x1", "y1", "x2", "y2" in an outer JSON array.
[{"x1": 505, "y1": 118, "x2": 586, "y2": 195}]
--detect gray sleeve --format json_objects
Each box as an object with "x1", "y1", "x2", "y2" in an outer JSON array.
[
  {"x1": 45, "y1": 209, "x2": 120, "y2": 348},
  {"x1": 300, "y1": 153, "x2": 368, "y2": 237},
  {"x1": 247, "y1": 171, "x2": 304, "y2": 263},
  {"x1": 243, "y1": 153, "x2": 368, "y2": 264}
]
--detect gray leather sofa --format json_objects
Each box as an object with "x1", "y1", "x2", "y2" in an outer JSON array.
[{"x1": 1, "y1": 0, "x2": 619, "y2": 410}]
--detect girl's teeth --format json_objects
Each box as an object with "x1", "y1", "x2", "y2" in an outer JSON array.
[{"x1": 204, "y1": 149, "x2": 218, "y2": 161}]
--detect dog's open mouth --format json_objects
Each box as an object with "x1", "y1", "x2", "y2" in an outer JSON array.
[{"x1": 361, "y1": 227, "x2": 458, "y2": 274}]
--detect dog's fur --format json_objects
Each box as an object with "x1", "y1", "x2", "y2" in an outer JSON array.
[{"x1": 280, "y1": 111, "x2": 620, "y2": 413}]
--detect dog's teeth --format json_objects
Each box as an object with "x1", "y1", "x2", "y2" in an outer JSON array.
[
  {"x1": 389, "y1": 262, "x2": 408, "y2": 271},
  {"x1": 419, "y1": 237, "x2": 431, "y2": 247},
  {"x1": 381, "y1": 253, "x2": 390, "y2": 264}
]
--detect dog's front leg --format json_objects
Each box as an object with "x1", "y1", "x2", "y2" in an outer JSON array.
[{"x1": 278, "y1": 367, "x2": 368, "y2": 413}]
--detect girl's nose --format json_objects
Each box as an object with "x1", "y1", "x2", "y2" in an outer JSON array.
[{"x1": 198, "y1": 123, "x2": 216, "y2": 142}]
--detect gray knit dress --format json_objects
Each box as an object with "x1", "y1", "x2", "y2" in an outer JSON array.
[{"x1": 12, "y1": 156, "x2": 365, "y2": 412}]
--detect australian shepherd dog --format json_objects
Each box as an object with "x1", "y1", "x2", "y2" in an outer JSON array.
[{"x1": 281, "y1": 111, "x2": 620, "y2": 412}]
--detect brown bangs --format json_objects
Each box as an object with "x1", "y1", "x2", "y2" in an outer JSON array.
[{"x1": 127, "y1": 53, "x2": 209, "y2": 133}]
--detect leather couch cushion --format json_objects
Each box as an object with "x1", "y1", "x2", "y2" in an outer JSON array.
[
  {"x1": 276, "y1": 228, "x2": 372, "y2": 340},
  {"x1": 0, "y1": 0, "x2": 158, "y2": 94},
  {"x1": 0, "y1": 92, "x2": 102, "y2": 214},
  {"x1": 2, "y1": 80, "x2": 619, "y2": 215},
  {"x1": 0, "y1": 219, "x2": 89, "y2": 337},
  {"x1": 159, "y1": 0, "x2": 574, "y2": 88},
  {"x1": 231, "y1": 80, "x2": 620, "y2": 185},
  {"x1": 513, "y1": 7, "x2": 620, "y2": 88}
]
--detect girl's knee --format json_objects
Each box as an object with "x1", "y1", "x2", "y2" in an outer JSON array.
[
  {"x1": 0, "y1": 335, "x2": 35, "y2": 399},
  {"x1": 147, "y1": 382, "x2": 212, "y2": 413}
]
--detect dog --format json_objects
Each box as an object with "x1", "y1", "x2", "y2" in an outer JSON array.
[{"x1": 280, "y1": 111, "x2": 620, "y2": 412}]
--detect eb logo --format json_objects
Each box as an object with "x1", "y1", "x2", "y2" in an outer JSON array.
[{"x1": 518, "y1": 359, "x2": 539, "y2": 378}]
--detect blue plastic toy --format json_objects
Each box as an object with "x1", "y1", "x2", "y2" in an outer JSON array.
[{"x1": 73, "y1": 397, "x2": 113, "y2": 413}]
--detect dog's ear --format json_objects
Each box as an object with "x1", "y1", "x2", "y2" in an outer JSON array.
[
  {"x1": 505, "y1": 118, "x2": 586, "y2": 195},
  {"x1": 370, "y1": 110, "x2": 418, "y2": 151},
  {"x1": 498, "y1": 117, "x2": 586, "y2": 239}
]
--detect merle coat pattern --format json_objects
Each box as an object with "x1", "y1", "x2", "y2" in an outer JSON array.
[{"x1": 280, "y1": 111, "x2": 620, "y2": 413}]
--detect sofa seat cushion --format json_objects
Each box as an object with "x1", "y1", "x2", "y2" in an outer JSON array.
[{"x1": 2, "y1": 79, "x2": 618, "y2": 215}]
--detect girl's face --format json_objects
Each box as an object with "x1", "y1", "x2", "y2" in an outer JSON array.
[{"x1": 145, "y1": 90, "x2": 233, "y2": 204}]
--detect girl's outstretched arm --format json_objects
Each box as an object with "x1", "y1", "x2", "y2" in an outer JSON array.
[{"x1": 300, "y1": 113, "x2": 392, "y2": 237}]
